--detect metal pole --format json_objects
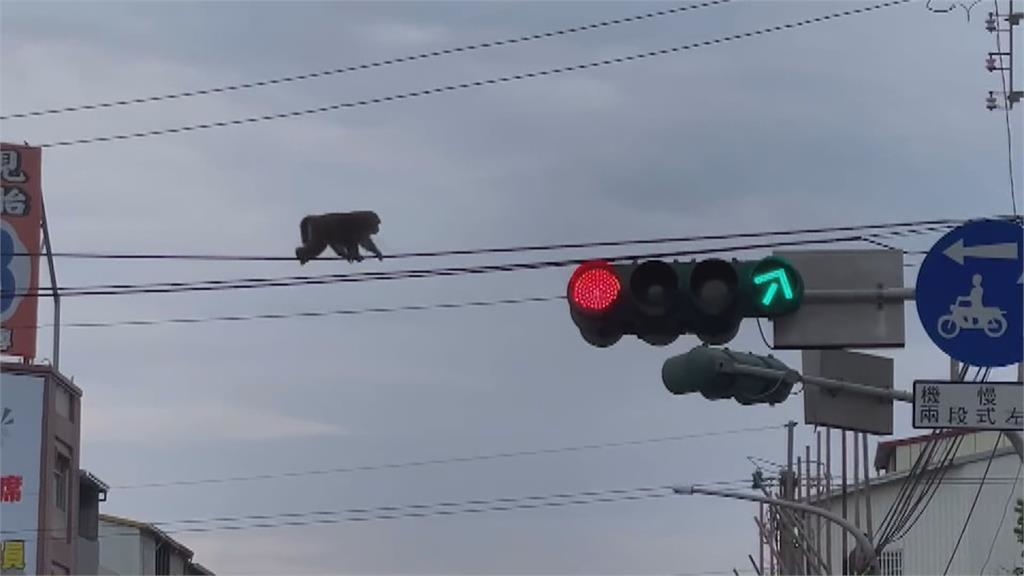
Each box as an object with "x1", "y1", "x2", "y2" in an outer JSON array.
[
  {"x1": 750, "y1": 553, "x2": 764, "y2": 576},
  {"x1": 806, "y1": 444, "x2": 814, "y2": 575},
  {"x1": 782, "y1": 421, "x2": 798, "y2": 575},
  {"x1": 724, "y1": 363, "x2": 1024, "y2": 461},
  {"x1": 853, "y1": 432, "x2": 861, "y2": 536},
  {"x1": 815, "y1": 431, "x2": 824, "y2": 575},
  {"x1": 1010, "y1": 0, "x2": 1016, "y2": 98},
  {"x1": 757, "y1": 516, "x2": 782, "y2": 576},
  {"x1": 760, "y1": 504, "x2": 766, "y2": 576},
  {"x1": 797, "y1": 454, "x2": 806, "y2": 575},
  {"x1": 39, "y1": 194, "x2": 60, "y2": 371},
  {"x1": 825, "y1": 428, "x2": 833, "y2": 575},
  {"x1": 802, "y1": 287, "x2": 914, "y2": 303},
  {"x1": 727, "y1": 364, "x2": 914, "y2": 402},
  {"x1": 763, "y1": 491, "x2": 829, "y2": 576},
  {"x1": 841, "y1": 431, "x2": 848, "y2": 575},
  {"x1": 673, "y1": 485, "x2": 878, "y2": 574},
  {"x1": 862, "y1": 433, "x2": 873, "y2": 541}
]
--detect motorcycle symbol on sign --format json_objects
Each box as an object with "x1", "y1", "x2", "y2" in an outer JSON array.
[{"x1": 937, "y1": 274, "x2": 1008, "y2": 339}]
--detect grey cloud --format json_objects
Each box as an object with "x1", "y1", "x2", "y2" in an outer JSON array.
[{"x1": 2, "y1": 0, "x2": 1018, "y2": 573}]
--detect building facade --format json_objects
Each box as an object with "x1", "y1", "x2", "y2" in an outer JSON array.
[
  {"x1": 1, "y1": 363, "x2": 82, "y2": 576},
  {"x1": 78, "y1": 471, "x2": 109, "y2": 575},
  {"x1": 811, "y1": 431, "x2": 1022, "y2": 575},
  {"x1": 98, "y1": 515, "x2": 211, "y2": 576}
]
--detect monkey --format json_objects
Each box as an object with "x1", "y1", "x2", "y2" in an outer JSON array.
[{"x1": 295, "y1": 211, "x2": 384, "y2": 265}]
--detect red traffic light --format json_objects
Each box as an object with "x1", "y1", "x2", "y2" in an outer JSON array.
[{"x1": 568, "y1": 261, "x2": 621, "y2": 314}]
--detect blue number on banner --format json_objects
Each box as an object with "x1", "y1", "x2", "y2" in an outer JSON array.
[{"x1": 1, "y1": 228, "x2": 16, "y2": 314}]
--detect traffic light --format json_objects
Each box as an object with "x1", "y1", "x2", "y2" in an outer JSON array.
[
  {"x1": 661, "y1": 345, "x2": 797, "y2": 406},
  {"x1": 565, "y1": 256, "x2": 803, "y2": 347}
]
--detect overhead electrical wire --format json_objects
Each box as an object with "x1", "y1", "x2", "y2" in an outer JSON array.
[
  {"x1": 876, "y1": 366, "x2": 991, "y2": 552},
  {"x1": 980, "y1": 459, "x2": 1024, "y2": 575},
  {"x1": 4, "y1": 484, "x2": 675, "y2": 539},
  {"x1": 942, "y1": 438, "x2": 1001, "y2": 575},
  {"x1": 14, "y1": 217, "x2": 961, "y2": 262},
  {"x1": 12, "y1": 224, "x2": 958, "y2": 299},
  {"x1": 875, "y1": 368, "x2": 972, "y2": 550},
  {"x1": 887, "y1": 435, "x2": 964, "y2": 543},
  {"x1": 34, "y1": 0, "x2": 913, "y2": 149},
  {"x1": 24, "y1": 295, "x2": 565, "y2": 330},
  {"x1": 3, "y1": 219, "x2": 960, "y2": 330},
  {"x1": 0, "y1": 0, "x2": 733, "y2": 120},
  {"x1": 11, "y1": 234, "x2": 873, "y2": 298},
  {"x1": 12, "y1": 480, "x2": 751, "y2": 540},
  {"x1": 107, "y1": 423, "x2": 784, "y2": 490}
]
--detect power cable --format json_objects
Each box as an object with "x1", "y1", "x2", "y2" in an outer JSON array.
[
  {"x1": 942, "y1": 438, "x2": 1001, "y2": 575},
  {"x1": 879, "y1": 365, "x2": 984, "y2": 548},
  {"x1": 995, "y1": 0, "x2": 1019, "y2": 216},
  {"x1": 6, "y1": 221, "x2": 958, "y2": 329},
  {"x1": 4, "y1": 484, "x2": 678, "y2": 539},
  {"x1": 12, "y1": 230, "x2": 944, "y2": 299},
  {"x1": 156, "y1": 484, "x2": 677, "y2": 528},
  {"x1": 107, "y1": 423, "x2": 783, "y2": 490},
  {"x1": 980, "y1": 458, "x2": 1024, "y2": 575},
  {"x1": 12, "y1": 217, "x2": 960, "y2": 262},
  {"x1": 12, "y1": 234, "x2": 868, "y2": 298},
  {"x1": 888, "y1": 435, "x2": 964, "y2": 543},
  {"x1": 0, "y1": 0, "x2": 733, "y2": 120},
  {"x1": 35, "y1": 0, "x2": 913, "y2": 149},
  {"x1": 874, "y1": 430, "x2": 946, "y2": 549},
  {"x1": 21, "y1": 294, "x2": 565, "y2": 330},
  {"x1": 20, "y1": 479, "x2": 755, "y2": 540}
]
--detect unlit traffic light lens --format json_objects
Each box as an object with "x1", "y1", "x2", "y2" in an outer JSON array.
[{"x1": 569, "y1": 261, "x2": 622, "y2": 314}]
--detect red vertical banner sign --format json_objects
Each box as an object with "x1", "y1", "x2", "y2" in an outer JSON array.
[{"x1": 1, "y1": 143, "x2": 42, "y2": 361}]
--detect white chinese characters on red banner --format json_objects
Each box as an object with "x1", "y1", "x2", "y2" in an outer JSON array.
[{"x1": 0, "y1": 476, "x2": 22, "y2": 503}]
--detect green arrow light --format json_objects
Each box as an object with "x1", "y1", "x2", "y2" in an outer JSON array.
[
  {"x1": 753, "y1": 269, "x2": 794, "y2": 306},
  {"x1": 750, "y1": 257, "x2": 803, "y2": 317}
]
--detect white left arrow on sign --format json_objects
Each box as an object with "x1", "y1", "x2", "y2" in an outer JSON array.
[{"x1": 943, "y1": 239, "x2": 1019, "y2": 265}]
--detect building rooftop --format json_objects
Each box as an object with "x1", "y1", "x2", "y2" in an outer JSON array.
[
  {"x1": 811, "y1": 430, "x2": 1017, "y2": 504},
  {"x1": 188, "y1": 562, "x2": 215, "y2": 575},
  {"x1": 873, "y1": 429, "x2": 966, "y2": 472},
  {"x1": 80, "y1": 469, "x2": 110, "y2": 500},
  {"x1": 99, "y1": 513, "x2": 195, "y2": 560}
]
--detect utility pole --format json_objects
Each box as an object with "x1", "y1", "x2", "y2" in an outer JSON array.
[
  {"x1": 779, "y1": 421, "x2": 800, "y2": 575},
  {"x1": 986, "y1": 0, "x2": 1023, "y2": 110}
]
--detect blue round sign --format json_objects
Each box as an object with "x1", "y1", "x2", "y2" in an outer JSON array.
[{"x1": 916, "y1": 218, "x2": 1023, "y2": 367}]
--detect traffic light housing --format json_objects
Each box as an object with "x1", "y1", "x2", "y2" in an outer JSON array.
[
  {"x1": 661, "y1": 345, "x2": 797, "y2": 406},
  {"x1": 566, "y1": 256, "x2": 803, "y2": 347}
]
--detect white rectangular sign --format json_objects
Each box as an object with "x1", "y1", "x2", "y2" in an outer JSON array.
[
  {"x1": 0, "y1": 372, "x2": 45, "y2": 576},
  {"x1": 772, "y1": 249, "x2": 906, "y2": 349},
  {"x1": 913, "y1": 380, "x2": 1024, "y2": 431}
]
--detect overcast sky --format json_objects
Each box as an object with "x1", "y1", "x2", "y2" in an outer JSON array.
[{"x1": 1, "y1": 0, "x2": 1021, "y2": 573}]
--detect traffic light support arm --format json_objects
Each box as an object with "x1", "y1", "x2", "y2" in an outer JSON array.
[
  {"x1": 672, "y1": 485, "x2": 879, "y2": 574},
  {"x1": 723, "y1": 363, "x2": 915, "y2": 402},
  {"x1": 724, "y1": 363, "x2": 1024, "y2": 462},
  {"x1": 803, "y1": 287, "x2": 915, "y2": 304}
]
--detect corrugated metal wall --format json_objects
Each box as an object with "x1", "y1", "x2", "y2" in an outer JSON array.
[{"x1": 815, "y1": 444, "x2": 1021, "y2": 575}]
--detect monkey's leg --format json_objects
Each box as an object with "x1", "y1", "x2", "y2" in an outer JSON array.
[
  {"x1": 329, "y1": 241, "x2": 358, "y2": 263},
  {"x1": 359, "y1": 237, "x2": 384, "y2": 261},
  {"x1": 296, "y1": 238, "x2": 328, "y2": 265},
  {"x1": 345, "y1": 240, "x2": 365, "y2": 262}
]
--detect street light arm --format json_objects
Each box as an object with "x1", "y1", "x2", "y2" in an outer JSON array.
[{"x1": 672, "y1": 484, "x2": 878, "y2": 574}]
